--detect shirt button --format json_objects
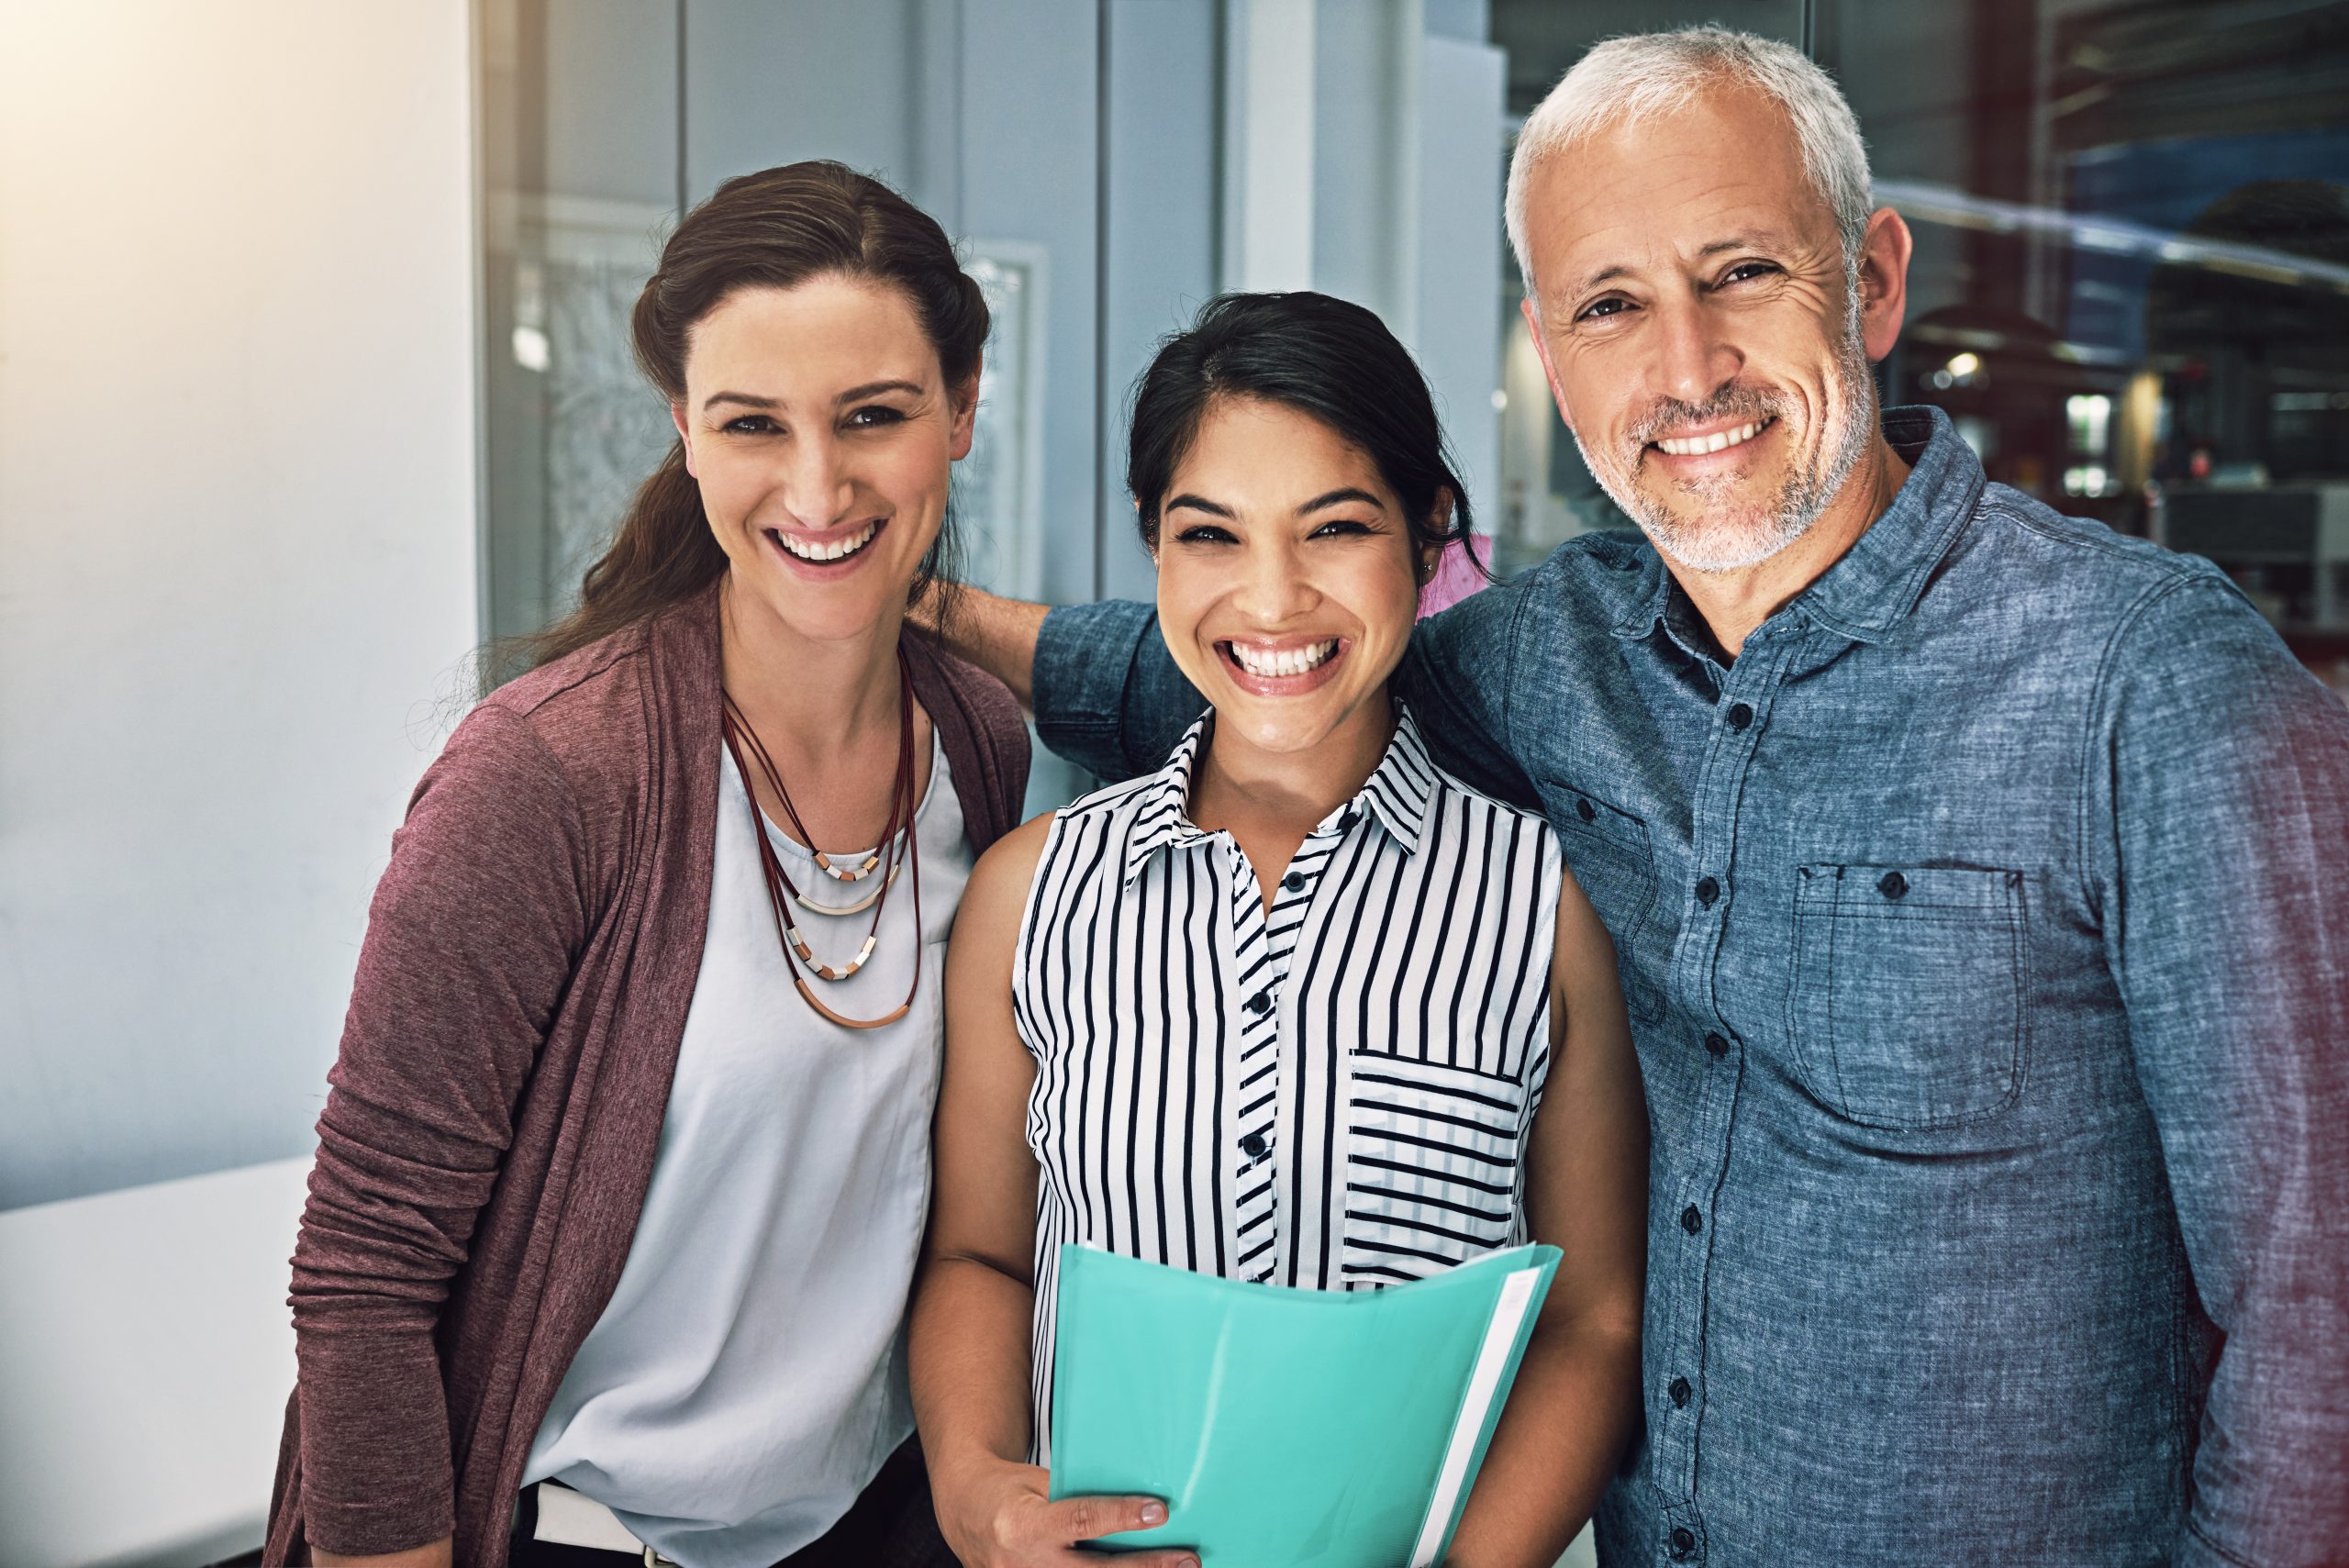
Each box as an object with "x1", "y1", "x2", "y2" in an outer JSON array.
[
  {"x1": 1726, "y1": 702, "x2": 1753, "y2": 730},
  {"x1": 1575, "y1": 797, "x2": 1597, "y2": 822},
  {"x1": 1680, "y1": 1205, "x2": 1703, "y2": 1235},
  {"x1": 1703, "y1": 1031, "x2": 1728, "y2": 1058},
  {"x1": 1240, "y1": 1132, "x2": 1267, "y2": 1160},
  {"x1": 1669, "y1": 1375, "x2": 1692, "y2": 1407},
  {"x1": 1878, "y1": 870, "x2": 1909, "y2": 899},
  {"x1": 1669, "y1": 1527, "x2": 1697, "y2": 1559},
  {"x1": 1246, "y1": 990, "x2": 1273, "y2": 1017},
  {"x1": 1281, "y1": 872, "x2": 1306, "y2": 893},
  {"x1": 1694, "y1": 876, "x2": 1720, "y2": 906}
]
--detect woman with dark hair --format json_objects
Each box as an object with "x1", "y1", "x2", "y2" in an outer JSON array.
[
  {"x1": 265, "y1": 161, "x2": 1027, "y2": 1568},
  {"x1": 909, "y1": 293, "x2": 1646, "y2": 1568}
]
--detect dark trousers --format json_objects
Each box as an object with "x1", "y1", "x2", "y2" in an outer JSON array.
[{"x1": 509, "y1": 1439, "x2": 958, "y2": 1568}]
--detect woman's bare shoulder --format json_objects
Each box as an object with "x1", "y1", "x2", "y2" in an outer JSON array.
[{"x1": 955, "y1": 809, "x2": 1059, "y2": 945}]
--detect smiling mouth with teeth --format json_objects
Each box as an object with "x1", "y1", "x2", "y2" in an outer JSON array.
[
  {"x1": 769, "y1": 519, "x2": 881, "y2": 563},
  {"x1": 1223, "y1": 639, "x2": 1340, "y2": 678},
  {"x1": 1653, "y1": 417, "x2": 1774, "y2": 457}
]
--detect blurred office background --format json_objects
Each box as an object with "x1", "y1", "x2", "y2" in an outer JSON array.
[{"x1": 1, "y1": 1, "x2": 2343, "y2": 1562}]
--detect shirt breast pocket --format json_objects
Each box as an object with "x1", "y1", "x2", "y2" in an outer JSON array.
[
  {"x1": 1786, "y1": 862, "x2": 2029, "y2": 1130},
  {"x1": 1543, "y1": 781, "x2": 1664, "y2": 1022},
  {"x1": 1342, "y1": 1051, "x2": 1529, "y2": 1286}
]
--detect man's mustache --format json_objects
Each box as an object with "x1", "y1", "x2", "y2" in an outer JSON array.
[{"x1": 1625, "y1": 384, "x2": 1785, "y2": 450}]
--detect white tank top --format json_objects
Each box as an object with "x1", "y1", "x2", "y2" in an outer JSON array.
[{"x1": 524, "y1": 730, "x2": 972, "y2": 1568}]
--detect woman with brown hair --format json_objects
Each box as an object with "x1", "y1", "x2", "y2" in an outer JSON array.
[{"x1": 263, "y1": 161, "x2": 1027, "y2": 1568}]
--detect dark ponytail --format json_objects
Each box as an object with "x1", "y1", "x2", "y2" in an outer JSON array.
[{"x1": 517, "y1": 160, "x2": 989, "y2": 676}]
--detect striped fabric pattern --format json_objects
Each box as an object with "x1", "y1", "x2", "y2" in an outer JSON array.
[{"x1": 1012, "y1": 707, "x2": 1561, "y2": 1458}]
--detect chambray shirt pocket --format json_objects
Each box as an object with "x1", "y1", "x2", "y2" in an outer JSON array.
[
  {"x1": 1784, "y1": 862, "x2": 2030, "y2": 1130},
  {"x1": 1545, "y1": 779, "x2": 1665, "y2": 1023},
  {"x1": 1341, "y1": 1052, "x2": 1529, "y2": 1285}
]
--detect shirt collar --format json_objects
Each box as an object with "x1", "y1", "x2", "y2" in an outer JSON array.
[
  {"x1": 1609, "y1": 405, "x2": 1985, "y2": 648},
  {"x1": 1119, "y1": 705, "x2": 1440, "y2": 887},
  {"x1": 1790, "y1": 405, "x2": 1984, "y2": 644}
]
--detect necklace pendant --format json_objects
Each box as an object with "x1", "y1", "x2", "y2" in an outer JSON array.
[
  {"x1": 791, "y1": 861, "x2": 898, "y2": 917},
  {"x1": 720, "y1": 652, "x2": 923, "y2": 1032},
  {"x1": 815, "y1": 849, "x2": 884, "y2": 884},
  {"x1": 785, "y1": 924, "x2": 876, "y2": 983}
]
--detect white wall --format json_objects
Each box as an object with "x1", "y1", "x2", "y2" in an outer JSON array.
[{"x1": 0, "y1": 0, "x2": 479, "y2": 1207}]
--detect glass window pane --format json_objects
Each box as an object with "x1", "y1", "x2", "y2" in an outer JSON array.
[
  {"x1": 476, "y1": 0, "x2": 681, "y2": 658},
  {"x1": 1822, "y1": 0, "x2": 2349, "y2": 686}
]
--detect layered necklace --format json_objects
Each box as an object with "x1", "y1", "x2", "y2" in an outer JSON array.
[{"x1": 719, "y1": 649, "x2": 922, "y2": 1030}]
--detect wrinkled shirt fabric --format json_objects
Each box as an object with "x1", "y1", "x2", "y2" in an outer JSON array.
[{"x1": 1030, "y1": 406, "x2": 2349, "y2": 1568}]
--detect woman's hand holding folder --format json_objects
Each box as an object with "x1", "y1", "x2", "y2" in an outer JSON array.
[
  {"x1": 912, "y1": 836, "x2": 1197, "y2": 1567},
  {"x1": 928, "y1": 1455, "x2": 1194, "y2": 1568}
]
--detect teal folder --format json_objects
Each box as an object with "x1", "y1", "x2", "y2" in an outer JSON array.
[{"x1": 1048, "y1": 1241, "x2": 1561, "y2": 1567}]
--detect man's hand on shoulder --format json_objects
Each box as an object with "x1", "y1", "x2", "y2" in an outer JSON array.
[{"x1": 914, "y1": 586, "x2": 1051, "y2": 715}]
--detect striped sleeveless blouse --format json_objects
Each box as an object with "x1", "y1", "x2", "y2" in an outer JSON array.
[{"x1": 1012, "y1": 706, "x2": 1563, "y2": 1458}]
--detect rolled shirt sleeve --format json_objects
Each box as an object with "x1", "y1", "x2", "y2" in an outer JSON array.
[
  {"x1": 2091, "y1": 566, "x2": 2349, "y2": 1564},
  {"x1": 1034, "y1": 600, "x2": 1203, "y2": 781}
]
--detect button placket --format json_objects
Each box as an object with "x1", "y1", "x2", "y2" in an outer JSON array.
[
  {"x1": 1222, "y1": 837, "x2": 1286, "y2": 1281},
  {"x1": 1222, "y1": 829, "x2": 1339, "y2": 1283},
  {"x1": 1652, "y1": 636, "x2": 1795, "y2": 1520},
  {"x1": 1657, "y1": 1502, "x2": 1708, "y2": 1565}
]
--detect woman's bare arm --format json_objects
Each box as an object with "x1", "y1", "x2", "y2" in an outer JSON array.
[
  {"x1": 1444, "y1": 865, "x2": 1648, "y2": 1568},
  {"x1": 911, "y1": 814, "x2": 1052, "y2": 1491},
  {"x1": 910, "y1": 815, "x2": 1193, "y2": 1568}
]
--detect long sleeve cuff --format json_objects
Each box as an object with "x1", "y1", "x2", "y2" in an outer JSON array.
[{"x1": 293, "y1": 1325, "x2": 458, "y2": 1556}]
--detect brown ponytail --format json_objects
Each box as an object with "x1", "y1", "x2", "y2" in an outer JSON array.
[{"x1": 513, "y1": 160, "x2": 990, "y2": 677}]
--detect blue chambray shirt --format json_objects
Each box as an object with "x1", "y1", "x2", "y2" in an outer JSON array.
[{"x1": 1030, "y1": 407, "x2": 2349, "y2": 1567}]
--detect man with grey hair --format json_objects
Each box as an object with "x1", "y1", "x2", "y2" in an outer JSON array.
[{"x1": 930, "y1": 26, "x2": 2349, "y2": 1567}]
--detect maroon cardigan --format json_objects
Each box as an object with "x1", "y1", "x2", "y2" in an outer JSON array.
[{"x1": 264, "y1": 585, "x2": 1029, "y2": 1565}]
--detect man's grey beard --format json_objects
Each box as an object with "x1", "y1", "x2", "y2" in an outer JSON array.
[{"x1": 1575, "y1": 292, "x2": 1878, "y2": 574}]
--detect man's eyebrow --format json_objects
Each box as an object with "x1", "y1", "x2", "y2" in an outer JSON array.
[
  {"x1": 1563, "y1": 234, "x2": 1794, "y2": 298},
  {"x1": 1564, "y1": 263, "x2": 1631, "y2": 298},
  {"x1": 1163, "y1": 493, "x2": 1233, "y2": 518},
  {"x1": 1297, "y1": 487, "x2": 1384, "y2": 515},
  {"x1": 1697, "y1": 231, "x2": 1789, "y2": 258}
]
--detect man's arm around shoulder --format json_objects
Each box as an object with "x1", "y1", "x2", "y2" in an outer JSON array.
[
  {"x1": 927, "y1": 573, "x2": 1542, "y2": 795},
  {"x1": 926, "y1": 585, "x2": 1201, "y2": 782}
]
